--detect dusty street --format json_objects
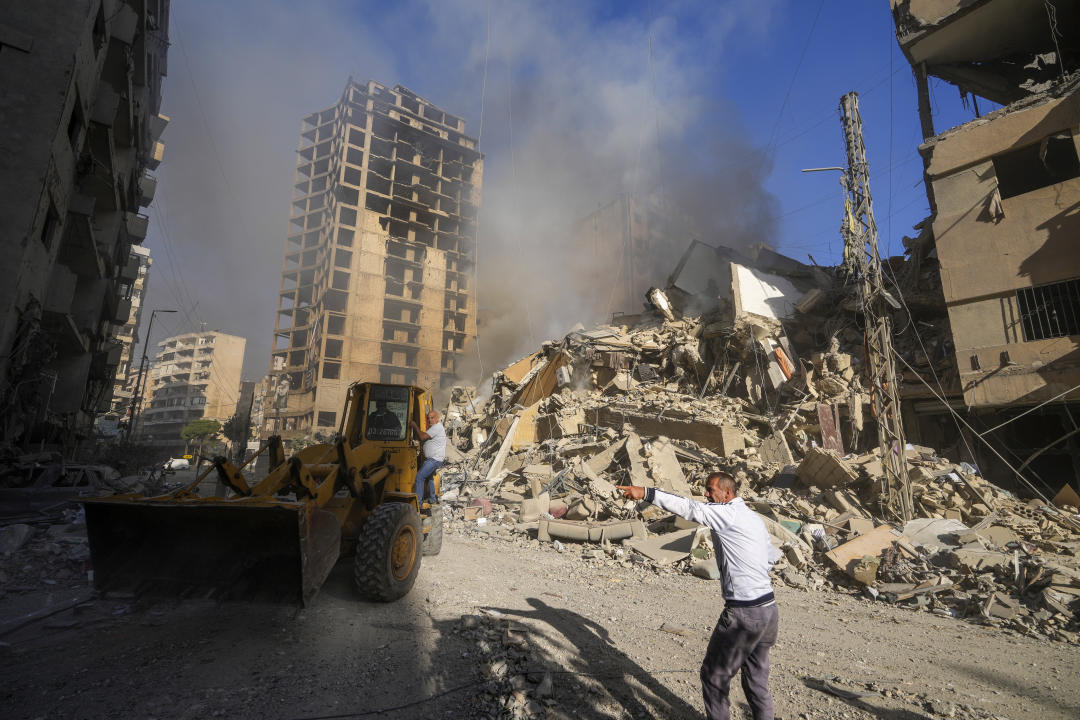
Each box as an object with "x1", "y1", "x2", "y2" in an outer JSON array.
[{"x1": 2, "y1": 521, "x2": 1077, "y2": 720}]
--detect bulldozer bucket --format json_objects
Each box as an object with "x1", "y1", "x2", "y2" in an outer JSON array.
[{"x1": 82, "y1": 497, "x2": 341, "y2": 605}]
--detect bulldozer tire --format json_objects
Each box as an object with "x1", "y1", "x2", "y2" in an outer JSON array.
[
  {"x1": 422, "y1": 504, "x2": 443, "y2": 556},
  {"x1": 354, "y1": 502, "x2": 421, "y2": 602}
]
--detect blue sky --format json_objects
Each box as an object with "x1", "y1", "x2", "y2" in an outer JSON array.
[{"x1": 141, "y1": 0, "x2": 988, "y2": 379}]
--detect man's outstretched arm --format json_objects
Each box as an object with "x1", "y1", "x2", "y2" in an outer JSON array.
[{"x1": 617, "y1": 485, "x2": 736, "y2": 531}]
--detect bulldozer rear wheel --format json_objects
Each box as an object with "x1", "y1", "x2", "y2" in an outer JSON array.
[
  {"x1": 354, "y1": 502, "x2": 421, "y2": 602},
  {"x1": 422, "y1": 504, "x2": 443, "y2": 556}
]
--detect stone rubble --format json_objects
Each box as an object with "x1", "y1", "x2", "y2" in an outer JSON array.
[{"x1": 437, "y1": 280, "x2": 1080, "y2": 646}]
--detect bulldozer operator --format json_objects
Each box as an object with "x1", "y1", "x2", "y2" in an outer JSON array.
[
  {"x1": 410, "y1": 410, "x2": 445, "y2": 504},
  {"x1": 366, "y1": 398, "x2": 402, "y2": 438}
]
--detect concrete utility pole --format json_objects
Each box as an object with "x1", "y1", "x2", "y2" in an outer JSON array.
[{"x1": 838, "y1": 92, "x2": 913, "y2": 522}]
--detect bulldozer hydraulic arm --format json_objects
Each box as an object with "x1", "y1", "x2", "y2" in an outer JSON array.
[{"x1": 213, "y1": 456, "x2": 251, "y2": 497}]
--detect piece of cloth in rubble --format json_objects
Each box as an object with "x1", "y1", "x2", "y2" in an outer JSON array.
[{"x1": 644, "y1": 489, "x2": 775, "y2": 606}]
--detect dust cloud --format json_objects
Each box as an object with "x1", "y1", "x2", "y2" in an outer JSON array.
[{"x1": 141, "y1": 0, "x2": 779, "y2": 389}]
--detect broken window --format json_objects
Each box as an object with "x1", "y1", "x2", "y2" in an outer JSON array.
[
  {"x1": 339, "y1": 207, "x2": 357, "y2": 226},
  {"x1": 325, "y1": 339, "x2": 343, "y2": 359},
  {"x1": 322, "y1": 362, "x2": 340, "y2": 379},
  {"x1": 317, "y1": 411, "x2": 336, "y2": 427},
  {"x1": 334, "y1": 249, "x2": 352, "y2": 268},
  {"x1": 67, "y1": 93, "x2": 84, "y2": 151},
  {"x1": 336, "y1": 228, "x2": 354, "y2": 246},
  {"x1": 993, "y1": 131, "x2": 1080, "y2": 199},
  {"x1": 1016, "y1": 277, "x2": 1080, "y2": 341},
  {"x1": 327, "y1": 315, "x2": 345, "y2": 335}
]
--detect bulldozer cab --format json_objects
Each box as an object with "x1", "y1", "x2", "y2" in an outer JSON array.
[{"x1": 340, "y1": 382, "x2": 437, "y2": 499}]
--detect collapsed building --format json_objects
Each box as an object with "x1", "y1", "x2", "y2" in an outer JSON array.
[
  {"x1": 0, "y1": 0, "x2": 171, "y2": 453},
  {"x1": 267, "y1": 79, "x2": 483, "y2": 438},
  {"x1": 891, "y1": 0, "x2": 1080, "y2": 496},
  {"x1": 435, "y1": 236, "x2": 1080, "y2": 643}
]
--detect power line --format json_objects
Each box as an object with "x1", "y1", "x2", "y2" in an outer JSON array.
[{"x1": 765, "y1": 0, "x2": 827, "y2": 154}]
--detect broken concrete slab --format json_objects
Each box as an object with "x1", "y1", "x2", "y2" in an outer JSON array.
[
  {"x1": 584, "y1": 437, "x2": 627, "y2": 475},
  {"x1": 1051, "y1": 483, "x2": 1080, "y2": 509},
  {"x1": 646, "y1": 438, "x2": 693, "y2": 496},
  {"x1": 622, "y1": 433, "x2": 650, "y2": 485},
  {"x1": 903, "y1": 518, "x2": 970, "y2": 550},
  {"x1": 626, "y1": 528, "x2": 697, "y2": 565},
  {"x1": 590, "y1": 407, "x2": 744, "y2": 456},
  {"x1": 797, "y1": 447, "x2": 857, "y2": 488},
  {"x1": 942, "y1": 548, "x2": 1012, "y2": 573},
  {"x1": 825, "y1": 524, "x2": 908, "y2": 583},
  {"x1": 565, "y1": 497, "x2": 596, "y2": 521},
  {"x1": 759, "y1": 432, "x2": 794, "y2": 465},
  {"x1": 520, "y1": 493, "x2": 550, "y2": 523},
  {"x1": 537, "y1": 518, "x2": 647, "y2": 544}
]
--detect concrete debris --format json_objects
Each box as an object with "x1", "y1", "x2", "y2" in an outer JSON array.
[{"x1": 427, "y1": 240, "x2": 1079, "y2": 642}]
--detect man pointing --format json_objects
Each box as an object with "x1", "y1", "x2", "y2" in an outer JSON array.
[{"x1": 617, "y1": 472, "x2": 779, "y2": 720}]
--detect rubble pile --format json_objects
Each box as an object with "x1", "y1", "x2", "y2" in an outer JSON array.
[
  {"x1": 439, "y1": 242, "x2": 1080, "y2": 643},
  {"x1": 455, "y1": 611, "x2": 561, "y2": 719},
  {"x1": 0, "y1": 513, "x2": 91, "y2": 596}
]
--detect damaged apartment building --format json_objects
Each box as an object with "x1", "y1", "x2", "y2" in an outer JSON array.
[
  {"x1": 0, "y1": 0, "x2": 170, "y2": 451},
  {"x1": 891, "y1": 0, "x2": 1080, "y2": 491},
  {"x1": 268, "y1": 79, "x2": 482, "y2": 435}
]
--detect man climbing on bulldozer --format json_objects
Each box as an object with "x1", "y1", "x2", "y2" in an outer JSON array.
[{"x1": 410, "y1": 410, "x2": 445, "y2": 504}]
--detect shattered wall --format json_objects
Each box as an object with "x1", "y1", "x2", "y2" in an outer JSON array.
[{"x1": 922, "y1": 80, "x2": 1080, "y2": 408}]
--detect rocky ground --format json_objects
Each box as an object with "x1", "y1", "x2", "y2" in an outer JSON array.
[{"x1": 2, "y1": 515, "x2": 1078, "y2": 720}]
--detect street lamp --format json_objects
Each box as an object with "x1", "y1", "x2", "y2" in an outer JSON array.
[{"x1": 126, "y1": 308, "x2": 177, "y2": 441}]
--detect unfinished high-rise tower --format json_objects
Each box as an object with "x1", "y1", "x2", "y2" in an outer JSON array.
[{"x1": 268, "y1": 79, "x2": 482, "y2": 435}]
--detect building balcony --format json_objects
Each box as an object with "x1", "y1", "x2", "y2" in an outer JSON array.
[{"x1": 126, "y1": 212, "x2": 149, "y2": 241}]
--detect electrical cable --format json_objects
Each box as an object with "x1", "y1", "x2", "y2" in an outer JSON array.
[
  {"x1": 976, "y1": 382, "x2": 1080, "y2": 437},
  {"x1": 892, "y1": 351, "x2": 1052, "y2": 503},
  {"x1": 765, "y1": 0, "x2": 826, "y2": 154}
]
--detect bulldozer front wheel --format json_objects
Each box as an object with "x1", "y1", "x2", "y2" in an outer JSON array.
[
  {"x1": 354, "y1": 502, "x2": 421, "y2": 602},
  {"x1": 422, "y1": 504, "x2": 443, "y2": 556}
]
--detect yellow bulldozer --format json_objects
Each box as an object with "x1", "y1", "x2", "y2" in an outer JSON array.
[{"x1": 82, "y1": 382, "x2": 442, "y2": 604}]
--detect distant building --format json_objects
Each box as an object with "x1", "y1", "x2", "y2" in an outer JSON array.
[
  {"x1": 140, "y1": 331, "x2": 245, "y2": 451},
  {"x1": 0, "y1": 0, "x2": 170, "y2": 451},
  {"x1": 892, "y1": 0, "x2": 1080, "y2": 487},
  {"x1": 268, "y1": 79, "x2": 482, "y2": 436},
  {"x1": 109, "y1": 245, "x2": 153, "y2": 417}
]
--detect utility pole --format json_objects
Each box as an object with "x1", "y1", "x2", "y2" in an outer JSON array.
[
  {"x1": 838, "y1": 92, "x2": 913, "y2": 522},
  {"x1": 126, "y1": 308, "x2": 177, "y2": 442}
]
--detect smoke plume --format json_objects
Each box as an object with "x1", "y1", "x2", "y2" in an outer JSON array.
[{"x1": 143, "y1": 0, "x2": 780, "y2": 390}]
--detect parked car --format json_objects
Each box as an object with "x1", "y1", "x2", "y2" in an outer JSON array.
[{"x1": 162, "y1": 457, "x2": 190, "y2": 471}]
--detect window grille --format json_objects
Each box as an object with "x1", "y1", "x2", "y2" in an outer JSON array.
[{"x1": 1016, "y1": 278, "x2": 1080, "y2": 341}]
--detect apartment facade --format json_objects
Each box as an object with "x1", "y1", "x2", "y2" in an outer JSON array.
[
  {"x1": 108, "y1": 244, "x2": 153, "y2": 416},
  {"x1": 0, "y1": 0, "x2": 170, "y2": 450},
  {"x1": 140, "y1": 331, "x2": 245, "y2": 449},
  {"x1": 268, "y1": 79, "x2": 482, "y2": 435},
  {"x1": 892, "y1": 0, "x2": 1080, "y2": 485}
]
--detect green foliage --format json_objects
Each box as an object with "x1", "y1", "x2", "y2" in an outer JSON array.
[
  {"x1": 221, "y1": 412, "x2": 250, "y2": 444},
  {"x1": 180, "y1": 418, "x2": 222, "y2": 442}
]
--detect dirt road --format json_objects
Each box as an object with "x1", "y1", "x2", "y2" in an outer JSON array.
[{"x1": 2, "y1": 524, "x2": 1077, "y2": 719}]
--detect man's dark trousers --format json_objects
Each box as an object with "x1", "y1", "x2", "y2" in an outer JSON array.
[{"x1": 700, "y1": 603, "x2": 779, "y2": 720}]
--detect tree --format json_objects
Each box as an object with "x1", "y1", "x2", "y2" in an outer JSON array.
[
  {"x1": 221, "y1": 412, "x2": 250, "y2": 463},
  {"x1": 180, "y1": 418, "x2": 222, "y2": 469}
]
